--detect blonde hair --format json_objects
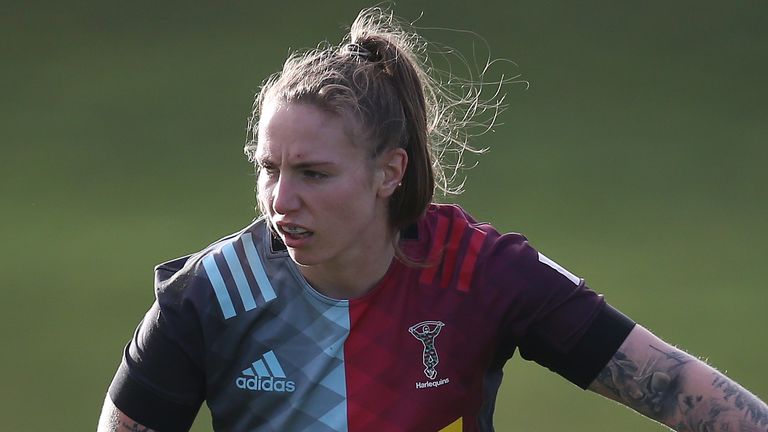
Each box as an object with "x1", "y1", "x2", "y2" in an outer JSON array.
[{"x1": 245, "y1": 7, "x2": 517, "y2": 230}]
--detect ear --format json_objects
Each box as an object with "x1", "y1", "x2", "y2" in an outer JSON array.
[{"x1": 375, "y1": 148, "x2": 408, "y2": 198}]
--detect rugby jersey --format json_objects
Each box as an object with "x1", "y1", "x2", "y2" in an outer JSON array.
[{"x1": 108, "y1": 204, "x2": 634, "y2": 431}]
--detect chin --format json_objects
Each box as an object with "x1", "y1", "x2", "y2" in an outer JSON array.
[{"x1": 286, "y1": 249, "x2": 319, "y2": 267}]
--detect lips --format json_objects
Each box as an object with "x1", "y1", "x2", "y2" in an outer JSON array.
[{"x1": 275, "y1": 222, "x2": 313, "y2": 242}]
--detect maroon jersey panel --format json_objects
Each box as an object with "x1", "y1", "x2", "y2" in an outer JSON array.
[{"x1": 344, "y1": 204, "x2": 616, "y2": 431}]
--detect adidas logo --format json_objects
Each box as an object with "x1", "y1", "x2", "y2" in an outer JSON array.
[{"x1": 235, "y1": 350, "x2": 296, "y2": 393}]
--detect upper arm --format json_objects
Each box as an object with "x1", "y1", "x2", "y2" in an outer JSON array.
[
  {"x1": 103, "y1": 257, "x2": 204, "y2": 432},
  {"x1": 108, "y1": 302, "x2": 205, "y2": 431},
  {"x1": 97, "y1": 395, "x2": 158, "y2": 432},
  {"x1": 105, "y1": 302, "x2": 204, "y2": 431}
]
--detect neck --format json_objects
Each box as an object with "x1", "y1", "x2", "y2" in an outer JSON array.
[{"x1": 299, "y1": 235, "x2": 397, "y2": 300}]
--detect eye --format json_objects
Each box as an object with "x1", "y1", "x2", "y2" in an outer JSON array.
[
  {"x1": 302, "y1": 170, "x2": 327, "y2": 180},
  {"x1": 257, "y1": 162, "x2": 279, "y2": 178}
]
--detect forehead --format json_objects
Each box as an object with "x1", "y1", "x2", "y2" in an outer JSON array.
[{"x1": 256, "y1": 101, "x2": 365, "y2": 161}]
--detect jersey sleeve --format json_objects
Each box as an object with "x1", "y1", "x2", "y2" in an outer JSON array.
[
  {"x1": 107, "y1": 256, "x2": 206, "y2": 432},
  {"x1": 482, "y1": 232, "x2": 635, "y2": 389}
]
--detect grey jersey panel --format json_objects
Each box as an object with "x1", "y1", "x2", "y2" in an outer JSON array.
[{"x1": 196, "y1": 222, "x2": 351, "y2": 431}]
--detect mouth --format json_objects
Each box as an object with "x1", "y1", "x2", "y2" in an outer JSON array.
[{"x1": 275, "y1": 222, "x2": 313, "y2": 241}]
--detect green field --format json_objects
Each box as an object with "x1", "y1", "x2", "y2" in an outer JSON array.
[{"x1": 2, "y1": 1, "x2": 766, "y2": 430}]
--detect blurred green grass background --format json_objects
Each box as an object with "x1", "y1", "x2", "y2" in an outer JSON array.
[{"x1": 1, "y1": 1, "x2": 766, "y2": 430}]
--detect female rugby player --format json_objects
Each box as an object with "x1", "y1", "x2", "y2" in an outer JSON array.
[{"x1": 99, "y1": 8, "x2": 768, "y2": 432}]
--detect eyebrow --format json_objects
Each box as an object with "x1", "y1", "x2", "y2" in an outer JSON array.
[
  {"x1": 256, "y1": 156, "x2": 336, "y2": 169},
  {"x1": 292, "y1": 161, "x2": 335, "y2": 169}
]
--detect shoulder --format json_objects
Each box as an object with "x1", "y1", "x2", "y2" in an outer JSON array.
[
  {"x1": 414, "y1": 203, "x2": 532, "y2": 267},
  {"x1": 414, "y1": 203, "x2": 582, "y2": 292},
  {"x1": 414, "y1": 203, "x2": 500, "y2": 248},
  {"x1": 407, "y1": 204, "x2": 525, "y2": 292},
  {"x1": 152, "y1": 218, "x2": 285, "y2": 315}
]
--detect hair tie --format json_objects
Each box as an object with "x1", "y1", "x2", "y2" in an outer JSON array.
[{"x1": 345, "y1": 43, "x2": 375, "y2": 61}]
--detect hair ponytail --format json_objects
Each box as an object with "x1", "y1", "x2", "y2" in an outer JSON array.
[
  {"x1": 245, "y1": 7, "x2": 513, "y2": 233},
  {"x1": 347, "y1": 32, "x2": 435, "y2": 230}
]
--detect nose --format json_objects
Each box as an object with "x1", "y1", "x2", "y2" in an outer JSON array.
[{"x1": 271, "y1": 174, "x2": 301, "y2": 215}]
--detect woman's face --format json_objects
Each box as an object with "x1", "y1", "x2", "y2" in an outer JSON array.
[{"x1": 255, "y1": 101, "x2": 402, "y2": 271}]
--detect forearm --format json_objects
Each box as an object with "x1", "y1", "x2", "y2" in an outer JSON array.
[
  {"x1": 589, "y1": 325, "x2": 768, "y2": 431},
  {"x1": 662, "y1": 359, "x2": 768, "y2": 431},
  {"x1": 97, "y1": 395, "x2": 158, "y2": 432}
]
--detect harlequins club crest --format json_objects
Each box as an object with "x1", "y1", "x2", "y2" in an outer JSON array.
[{"x1": 409, "y1": 321, "x2": 445, "y2": 379}]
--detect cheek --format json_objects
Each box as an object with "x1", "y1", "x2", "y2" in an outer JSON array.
[
  {"x1": 333, "y1": 180, "x2": 378, "y2": 213},
  {"x1": 256, "y1": 177, "x2": 273, "y2": 210}
]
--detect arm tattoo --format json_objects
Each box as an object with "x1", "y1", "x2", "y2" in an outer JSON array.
[
  {"x1": 712, "y1": 375, "x2": 768, "y2": 430},
  {"x1": 595, "y1": 344, "x2": 689, "y2": 418},
  {"x1": 595, "y1": 345, "x2": 768, "y2": 431},
  {"x1": 119, "y1": 421, "x2": 156, "y2": 432}
]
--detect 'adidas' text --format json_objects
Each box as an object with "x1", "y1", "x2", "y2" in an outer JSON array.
[
  {"x1": 236, "y1": 376, "x2": 296, "y2": 392},
  {"x1": 235, "y1": 350, "x2": 296, "y2": 393}
]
